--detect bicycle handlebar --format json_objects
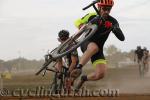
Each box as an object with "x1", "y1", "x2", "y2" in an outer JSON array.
[
  {"x1": 82, "y1": 0, "x2": 102, "y2": 19},
  {"x1": 82, "y1": 0, "x2": 98, "y2": 10}
]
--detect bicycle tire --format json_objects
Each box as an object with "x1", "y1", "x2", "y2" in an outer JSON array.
[
  {"x1": 35, "y1": 59, "x2": 53, "y2": 75},
  {"x1": 52, "y1": 24, "x2": 98, "y2": 59},
  {"x1": 50, "y1": 73, "x2": 58, "y2": 94}
]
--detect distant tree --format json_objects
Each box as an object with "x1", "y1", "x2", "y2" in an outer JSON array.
[
  {"x1": 104, "y1": 45, "x2": 127, "y2": 68},
  {"x1": 105, "y1": 45, "x2": 121, "y2": 56},
  {"x1": 0, "y1": 59, "x2": 4, "y2": 63}
]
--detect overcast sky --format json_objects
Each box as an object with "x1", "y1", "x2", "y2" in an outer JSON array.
[{"x1": 0, "y1": 0, "x2": 150, "y2": 60}]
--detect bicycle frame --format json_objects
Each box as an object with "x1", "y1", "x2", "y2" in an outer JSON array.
[
  {"x1": 36, "y1": 47, "x2": 73, "y2": 93},
  {"x1": 49, "y1": 66, "x2": 68, "y2": 94}
]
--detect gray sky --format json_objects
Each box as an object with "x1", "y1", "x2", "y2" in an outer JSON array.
[{"x1": 0, "y1": 0, "x2": 150, "y2": 60}]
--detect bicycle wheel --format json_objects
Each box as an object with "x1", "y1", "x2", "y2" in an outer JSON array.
[
  {"x1": 139, "y1": 61, "x2": 144, "y2": 78},
  {"x1": 57, "y1": 75, "x2": 65, "y2": 94},
  {"x1": 52, "y1": 24, "x2": 98, "y2": 59},
  {"x1": 50, "y1": 73, "x2": 58, "y2": 94}
]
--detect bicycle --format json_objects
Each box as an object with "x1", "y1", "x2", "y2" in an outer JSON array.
[
  {"x1": 137, "y1": 57, "x2": 148, "y2": 78},
  {"x1": 36, "y1": 49, "x2": 73, "y2": 94},
  {"x1": 138, "y1": 59, "x2": 145, "y2": 77},
  {"x1": 49, "y1": 66, "x2": 72, "y2": 94}
]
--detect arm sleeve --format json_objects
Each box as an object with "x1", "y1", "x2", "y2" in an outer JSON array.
[
  {"x1": 74, "y1": 13, "x2": 97, "y2": 28},
  {"x1": 112, "y1": 23, "x2": 125, "y2": 41}
]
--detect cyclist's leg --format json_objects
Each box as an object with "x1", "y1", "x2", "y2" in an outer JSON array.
[
  {"x1": 71, "y1": 42, "x2": 99, "y2": 78},
  {"x1": 139, "y1": 58, "x2": 145, "y2": 77},
  {"x1": 79, "y1": 42, "x2": 99, "y2": 66},
  {"x1": 75, "y1": 51, "x2": 106, "y2": 91},
  {"x1": 87, "y1": 60, "x2": 107, "y2": 81},
  {"x1": 143, "y1": 58, "x2": 147, "y2": 73},
  {"x1": 63, "y1": 67, "x2": 73, "y2": 93},
  {"x1": 138, "y1": 58, "x2": 142, "y2": 77},
  {"x1": 85, "y1": 50, "x2": 107, "y2": 80},
  {"x1": 147, "y1": 58, "x2": 149, "y2": 72},
  {"x1": 144, "y1": 58, "x2": 149, "y2": 73},
  {"x1": 75, "y1": 63, "x2": 107, "y2": 90}
]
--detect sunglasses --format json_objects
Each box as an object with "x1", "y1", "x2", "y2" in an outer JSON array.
[{"x1": 101, "y1": 7, "x2": 112, "y2": 11}]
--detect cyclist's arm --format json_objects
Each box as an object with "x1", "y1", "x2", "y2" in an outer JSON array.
[
  {"x1": 112, "y1": 23, "x2": 125, "y2": 41},
  {"x1": 68, "y1": 49, "x2": 79, "y2": 72},
  {"x1": 69, "y1": 55, "x2": 78, "y2": 72}
]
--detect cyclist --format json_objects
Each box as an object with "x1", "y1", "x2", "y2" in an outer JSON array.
[
  {"x1": 143, "y1": 47, "x2": 149, "y2": 72},
  {"x1": 55, "y1": 29, "x2": 79, "y2": 88},
  {"x1": 71, "y1": 0, "x2": 125, "y2": 91},
  {"x1": 134, "y1": 46, "x2": 144, "y2": 64},
  {"x1": 134, "y1": 46, "x2": 146, "y2": 77}
]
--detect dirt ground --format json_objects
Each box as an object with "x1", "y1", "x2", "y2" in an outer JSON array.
[
  {"x1": 1, "y1": 64, "x2": 150, "y2": 99},
  {"x1": 1, "y1": 94, "x2": 150, "y2": 100}
]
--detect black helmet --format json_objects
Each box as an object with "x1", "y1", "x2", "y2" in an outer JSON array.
[
  {"x1": 58, "y1": 30, "x2": 69, "y2": 39},
  {"x1": 137, "y1": 46, "x2": 141, "y2": 49}
]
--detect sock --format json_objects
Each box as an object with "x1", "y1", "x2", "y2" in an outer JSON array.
[{"x1": 81, "y1": 75, "x2": 88, "y2": 81}]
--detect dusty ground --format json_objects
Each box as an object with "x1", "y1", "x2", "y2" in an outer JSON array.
[
  {"x1": 1, "y1": 64, "x2": 150, "y2": 99},
  {"x1": 1, "y1": 94, "x2": 150, "y2": 100}
]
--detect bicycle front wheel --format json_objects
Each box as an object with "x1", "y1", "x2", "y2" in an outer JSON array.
[{"x1": 52, "y1": 24, "x2": 98, "y2": 59}]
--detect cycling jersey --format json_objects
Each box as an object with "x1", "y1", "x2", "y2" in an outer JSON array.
[
  {"x1": 135, "y1": 49, "x2": 144, "y2": 60},
  {"x1": 62, "y1": 42, "x2": 79, "y2": 68},
  {"x1": 74, "y1": 12, "x2": 125, "y2": 65},
  {"x1": 63, "y1": 49, "x2": 79, "y2": 68}
]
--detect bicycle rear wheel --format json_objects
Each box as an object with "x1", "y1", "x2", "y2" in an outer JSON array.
[
  {"x1": 52, "y1": 24, "x2": 98, "y2": 59},
  {"x1": 50, "y1": 72, "x2": 59, "y2": 94}
]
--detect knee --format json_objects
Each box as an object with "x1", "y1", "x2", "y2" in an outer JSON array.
[{"x1": 92, "y1": 45, "x2": 98, "y2": 51}]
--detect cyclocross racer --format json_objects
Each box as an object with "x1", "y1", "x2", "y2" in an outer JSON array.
[
  {"x1": 71, "y1": 0, "x2": 125, "y2": 91},
  {"x1": 55, "y1": 30, "x2": 79, "y2": 88}
]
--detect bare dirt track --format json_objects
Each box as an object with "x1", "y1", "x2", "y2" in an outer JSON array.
[
  {"x1": 1, "y1": 94, "x2": 150, "y2": 100},
  {"x1": 1, "y1": 64, "x2": 150, "y2": 100}
]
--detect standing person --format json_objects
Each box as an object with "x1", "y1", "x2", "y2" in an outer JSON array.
[
  {"x1": 55, "y1": 29, "x2": 79, "y2": 89},
  {"x1": 71, "y1": 0, "x2": 125, "y2": 91}
]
